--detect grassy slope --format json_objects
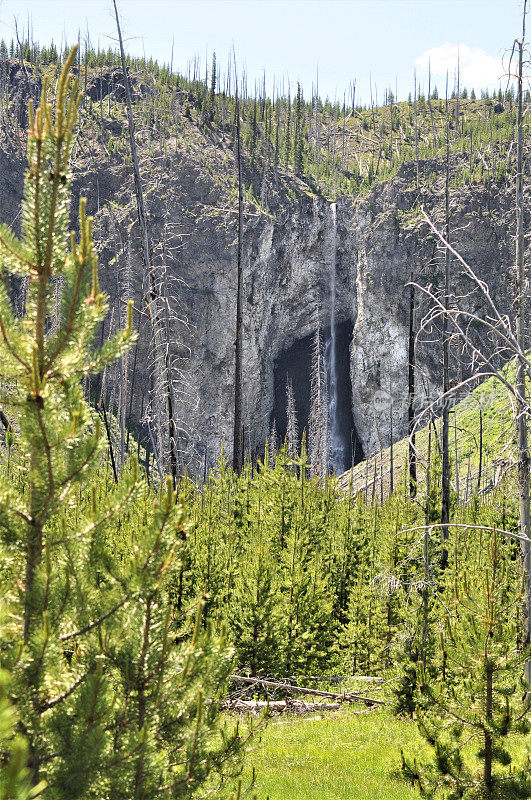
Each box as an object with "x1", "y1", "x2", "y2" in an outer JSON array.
[
  {"x1": 339, "y1": 372, "x2": 516, "y2": 499},
  {"x1": 306, "y1": 93, "x2": 516, "y2": 194}
]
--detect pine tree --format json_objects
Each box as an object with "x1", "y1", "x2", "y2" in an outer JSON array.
[
  {"x1": 309, "y1": 323, "x2": 328, "y2": 478},
  {"x1": 293, "y1": 82, "x2": 304, "y2": 174},
  {"x1": 0, "y1": 666, "x2": 45, "y2": 800},
  {"x1": 284, "y1": 93, "x2": 291, "y2": 167},
  {"x1": 0, "y1": 47, "x2": 245, "y2": 800},
  {"x1": 228, "y1": 552, "x2": 283, "y2": 677},
  {"x1": 392, "y1": 591, "x2": 438, "y2": 718},
  {"x1": 278, "y1": 448, "x2": 337, "y2": 677},
  {"x1": 286, "y1": 377, "x2": 299, "y2": 463},
  {"x1": 209, "y1": 52, "x2": 217, "y2": 115},
  {"x1": 402, "y1": 532, "x2": 531, "y2": 799}
]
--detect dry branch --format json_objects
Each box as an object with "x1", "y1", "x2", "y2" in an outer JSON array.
[{"x1": 229, "y1": 675, "x2": 384, "y2": 706}]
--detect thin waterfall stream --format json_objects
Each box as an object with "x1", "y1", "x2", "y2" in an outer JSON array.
[
  {"x1": 272, "y1": 203, "x2": 362, "y2": 471},
  {"x1": 324, "y1": 202, "x2": 346, "y2": 473}
]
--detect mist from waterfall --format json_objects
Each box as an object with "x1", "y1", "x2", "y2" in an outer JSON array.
[{"x1": 324, "y1": 202, "x2": 347, "y2": 473}]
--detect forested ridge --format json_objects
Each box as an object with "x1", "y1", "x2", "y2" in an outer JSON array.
[{"x1": 0, "y1": 35, "x2": 526, "y2": 204}]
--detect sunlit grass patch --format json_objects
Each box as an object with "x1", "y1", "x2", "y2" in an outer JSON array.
[{"x1": 243, "y1": 708, "x2": 426, "y2": 800}]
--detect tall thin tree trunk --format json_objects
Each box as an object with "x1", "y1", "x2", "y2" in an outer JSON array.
[
  {"x1": 515, "y1": 6, "x2": 531, "y2": 683},
  {"x1": 389, "y1": 87, "x2": 393, "y2": 165},
  {"x1": 233, "y1": 86, "x2": 244, "y2": 473},
  {"x1": 484, "y1": 663, "x2": 493, "y2": 790},
  {"x1": 389, "y1": 389, "x2": 394, "y2": 495},
  {"x1": 477, "y1": 404, "x2": 483, "y2": 494},
  {"x1": 422, "y1": 408, "x2": 433, "y2": 654},
  {"x1": 414, "y1": 69, "x2": 419, "y2": 190},
  {"x1": 112, "y1": 0, "x2": 176, "y2": 484},
  {"x1": 408, "y1": 277, "x2": 417, "y2": 497},
  {"x1": 455, "y1": 47, "x2": 460, "y2": 139},
  {"x1": 441, "y1": 76, "x2": 451, "y2": 569},
  {"x1": 126, "y1": 339, "x2": 139, "y2": 453},
  {"x1": 286, "y1": 377, "x2": 299, "y2": 465},
  {"x1": 454, "y1": 406, "x2": 459, "y2": 498}
]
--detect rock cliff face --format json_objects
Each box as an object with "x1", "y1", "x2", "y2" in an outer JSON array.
[
  {"x1": 348, "y1": 164, "x2": 516, "y2": 455},
  {"x1": 0, "y1": 94, "x2": 519, "y2": 469},
  {"x1": 168, "y1": 157, "x2": 517, "y2": 464}
]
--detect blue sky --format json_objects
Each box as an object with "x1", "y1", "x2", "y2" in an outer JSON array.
[{"x1": 0, "y1": 1, "x2": 524, "y2": 103}]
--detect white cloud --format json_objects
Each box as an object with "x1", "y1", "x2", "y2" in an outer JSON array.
[{"x1": 414, "y1": 43, "x2": 504, "y2": 92}]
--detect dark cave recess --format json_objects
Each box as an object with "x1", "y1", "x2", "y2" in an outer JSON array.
[{"x1": 272, "y1": 321, "x2": 363, "y2": 473}]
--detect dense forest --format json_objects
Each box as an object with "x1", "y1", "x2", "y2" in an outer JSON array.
[{"x1": 1, "y1": 6, "x2": 531, "y2": 800}]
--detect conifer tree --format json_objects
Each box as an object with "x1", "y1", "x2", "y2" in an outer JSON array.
[
  {"x1": 229, "y1": 552, "x2": 283, "y2": 677},
  {"x1": 0, "y1": 47, "x2": 245, "y2": 800},
  {"x1": 0, "y1": 666, "x2": 45, "y2": 800},
  {"x1": 309, "y1": 323, "x2": 328, "y2": 478},
  {"x1": 279, "y1": 448, "x2": 337, "y2": 676},
  {"x1": 293, "y1": 82, "x2": 304, "y2": 174},
  {"x1": 284, "y1": 93, "x2": 291, "y2": 167},
  {"x1": 392, "y1": 588, "x2": 438, "y2": 718},
  {"x1": 209, "y1": 52, "x2": 217, "y2": 114},
  {"x1": 402, "y1": 532, "x2": 531, "y2": 799}
]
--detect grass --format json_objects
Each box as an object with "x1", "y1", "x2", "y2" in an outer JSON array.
[
  {"x1": 339, "y1": 371, "x2": 516, "y2": 501},
  {"x1": 241, "y1": 699, "x2": 531, "y2": 800},
  {"x1": 243, "y1": 709, "x2": 426, "y2": 800}
]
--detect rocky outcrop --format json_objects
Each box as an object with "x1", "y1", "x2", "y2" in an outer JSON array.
[
  {"x1": 125, "y1": 153, "x2": 516, "y2": 465},
  {"x1": 0, "y1": 87, "x2": 519, "y2": 468}
]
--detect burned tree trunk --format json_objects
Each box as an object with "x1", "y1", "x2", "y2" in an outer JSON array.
[
  {"x1": 408, "y1": 277, "x2": 417, "y2": 497},
  {"x1": 233, "y1": 86, "x2": 244, "y2": 474},
  {"x1": 441, "y1": 79, "x2": 451, "y2": 569},
  {"x1": 113, "y1": 0, "x2": 178, "y2": 484},
  {"x1": 515, "y1": 11, "x2": 531, "y2": 682}
]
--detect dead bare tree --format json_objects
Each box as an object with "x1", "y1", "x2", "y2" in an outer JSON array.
[
  {"x1": 286, "y1": 377, "x2": 299, "y2": 463},
  {"x1": 514, "y1": 1, "x2": 531, "y2": 679},
  {"x1": 408, "y1": 273, "x2": 417, "y2": 497},
  {"x1": 269, "y1": 420, "x2": 278, "y2": 467},
  {"x1": 440, "y1": 75, "x2": 451, "y2": 568},
  {"x1": 233, "y1": 75, "x2": 244, "y2": 474},
  {"x1": 414, "y1": 68, "x2": 419, "y2": 190},
  {"x1": 150, "y1": 199, "x2": 199, "y2": 474},
  {"x1": 113, "y1": 0, "x2": 180, "y2": 485},
  {"x1": 422, "y1": 411, "x2": 432, "y2": 654},
  {"x1": 413, "y1": 205, "x2": 531, "y2": 667}
]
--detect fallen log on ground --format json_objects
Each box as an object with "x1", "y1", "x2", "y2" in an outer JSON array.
[
  {"x1": 224, "y1": 699, "x2": 342, "y2": 715},
  {"x1": 229, "y1": 675, "x2": 385, "y2": 706},
  {"x1": 302, "y1": 675, "x2": 383, "y2": 684}
]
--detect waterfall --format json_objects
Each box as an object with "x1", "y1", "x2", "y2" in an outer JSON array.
[{"x1": 324, "y1": 202, "x2": 346, "y2": 473}]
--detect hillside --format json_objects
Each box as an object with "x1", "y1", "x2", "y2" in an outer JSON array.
[
  {"x1": 339, "y1": 370, "x2": 516, "y2": 502},
  {"x1": 0, "y1": 40, "x2": 523, "y2": 203}
]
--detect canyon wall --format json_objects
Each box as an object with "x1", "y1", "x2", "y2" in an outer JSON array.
[{"x1": 0, "y1": 86, "x2": 519, "y2": 469}]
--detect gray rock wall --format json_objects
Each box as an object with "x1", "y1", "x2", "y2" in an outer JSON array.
[{"x1": 0, "y1": 126, "x2": 519, "y2": 469}]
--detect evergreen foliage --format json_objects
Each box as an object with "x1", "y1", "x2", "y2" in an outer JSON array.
[
  {"x1": 173, "y1": 440, "x2": 523, "y2": 689},
  {"x1": 0, "y1": 47, "x2": 246, "y2": 800},
  {"x1": 402, "y1": 533, "x2": 531, "y2": 799},
  {"x1": 0, "y1": 32, "x2": 529, "y2": 799},
  {"x1": 293, "y1": 82, "x2": 304, "y2": 174},
  {"x1": 0, "y1": 667, "x2": 45, "y2": 800}
]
